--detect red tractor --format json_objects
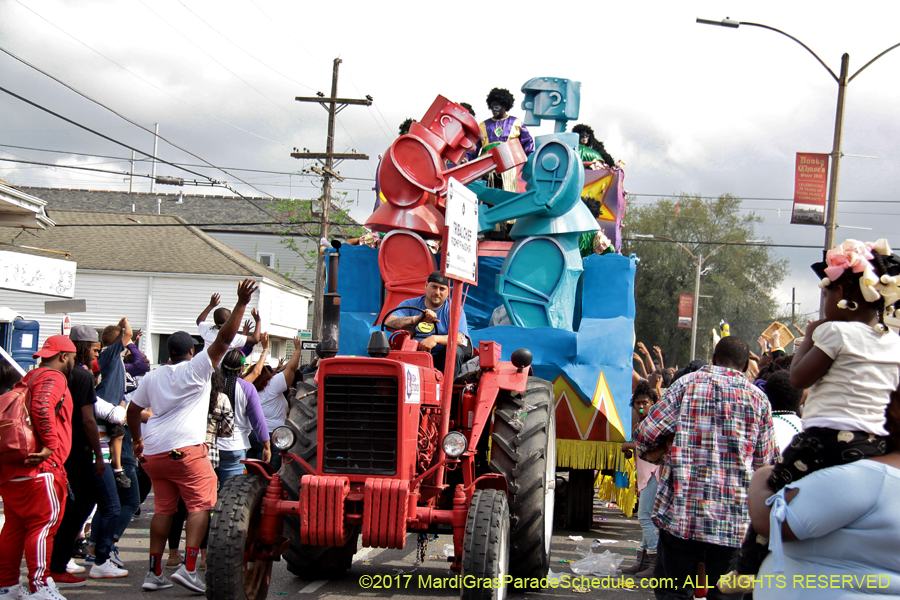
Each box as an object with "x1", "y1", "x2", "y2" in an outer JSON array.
[{"x1": 206, "y1": 245, "x2": 556, "y2": 600}]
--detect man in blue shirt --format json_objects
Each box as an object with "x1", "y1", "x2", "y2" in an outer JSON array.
[{"x1": 386, "y1": 272, "x2": 471, "y2": 377}]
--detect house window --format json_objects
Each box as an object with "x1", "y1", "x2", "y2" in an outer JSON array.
[{"x1": 257, "y1": 252, "x2": 275, "y2": 268}]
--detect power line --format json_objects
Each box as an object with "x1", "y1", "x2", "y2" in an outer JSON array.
[
  {"x1": 135, "y1": 0, "x2": 303, "y2": 128},
  {"x1": 174, "y1": 0, "x2": 316, "y2": 93},
  {"x1": 0, "y1": 43, "x2": 282, "y2": 204},
  {"x1": 628, "y1": 192, "x2": 900, "y2": 204},
  {"x1": 621, "y1": 237, "x2": 822, "y2": 250},
  {"x1": 0, "y1": 144, "x2": 377, "y2": 181},
  {"x1": 6, "y1": 0, "x2": 286, "y2": 147}
]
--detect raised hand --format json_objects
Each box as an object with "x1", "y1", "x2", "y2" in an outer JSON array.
[
  {"x1": 209, "y1": 293, "x2": 221, "y2": 308},
  {"x1": 236, "y1": 279, "x2": 258, "y2": 305}
]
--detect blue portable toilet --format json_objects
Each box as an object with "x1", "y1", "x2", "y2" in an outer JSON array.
[{"x1": 11, "y1": 320, "x2": 40, "y2": 371}]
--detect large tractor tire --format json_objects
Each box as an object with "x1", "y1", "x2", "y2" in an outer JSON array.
[
  {"x1": 565, "y1": 470, "x2": 596, "y2": 531},
  {"x1": 206, "y1": 474, "x2": 272, "y2": 600},
  {"x1": 279, "y1": 384, "x2": 359, "y2": 580},
  {"x1": 461, "y1": 489, "x2": 510, "y2": 600},
  {"x1": 490, "y1": 377, "x2": 555, "y2": 580}
]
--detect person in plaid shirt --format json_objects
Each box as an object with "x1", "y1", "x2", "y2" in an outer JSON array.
[{"x1": 635, "y1": 336, "x2": 777, "y2": 600}]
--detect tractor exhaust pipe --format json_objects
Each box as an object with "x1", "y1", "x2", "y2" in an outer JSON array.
[{"x1": 318, "y1": 240, "x2": 341, "y2": 359}]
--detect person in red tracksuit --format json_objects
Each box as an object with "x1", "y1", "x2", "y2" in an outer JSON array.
[{"x1": 0, "y1": 336, "x2": 76, "y2": 600}]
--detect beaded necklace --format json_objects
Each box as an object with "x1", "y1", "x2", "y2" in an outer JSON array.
[{"x1": 772, "y1": 410, "x2": 801, "y2": 434}]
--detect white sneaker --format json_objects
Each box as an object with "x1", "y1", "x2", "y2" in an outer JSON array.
[
  {"x1": 65, "y1": 559, "x2": 85, "y2": 575},
  {"x1": 0, "y1": 584, "x2": 28, "y2": 600},
  {"x1": 89, "y1": 560, "x2": 129, "y2": 579},
  {"x1": 141, "y1": 571, "x2": 173, "y2": 591},
  {"x1": 170, "y1": 565, "x2": 205, "y2": 594},
  {"x1": 29, "y1": 579, "x2": 66, "y2": 600}
]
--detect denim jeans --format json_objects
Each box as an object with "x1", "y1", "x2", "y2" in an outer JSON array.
[
  {"x1": 88, "y1": 461, "x2": 120, "y2": 563},
  {"x1": 111, "y1": 463, "x2": 141, "y2": 540},
  {"x1": 216, "y1": 449, "x2": 247, "y2": 485},
  {"x1": 638, "y1": 475, "x2": 659, "y2": 551}
]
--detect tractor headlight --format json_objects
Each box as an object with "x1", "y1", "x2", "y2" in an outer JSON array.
[
  {"x1": 271, "y1": 426, "x2": 296, "y2": 451},
  {"x1": 442, "y1": 431, "x2": 467, "y2": 458}
]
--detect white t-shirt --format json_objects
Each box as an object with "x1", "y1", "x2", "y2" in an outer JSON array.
[
  {"x1": 258, "y1": 371, "x2": 289, "y2": 433},
  {"x1": 772, "y1": 412, "x2": 802, "y2": 453},
  {"x1": 217, "y1": 379, "x2": 257, "y2": 452},
  {"x1": 803, "y1": 321, "x2": 900, "y2": 435},
  {"x1": 131, "y1": 349, "x2": 214, "y2": 456},
  {"x1": 198, "y1": 321, "x2": 248, "y2": 352}
]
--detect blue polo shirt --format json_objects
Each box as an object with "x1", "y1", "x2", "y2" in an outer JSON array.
[{"x1": 394, "y1": 296, "x2": 468, "y2": 350}]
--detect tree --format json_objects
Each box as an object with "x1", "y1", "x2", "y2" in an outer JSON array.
[
  {"x1": 267, "y1": 192, "x2": 365, "y2": 287},
  {"x1": 622, "y1": 194, "x2": 788, "y2": 367}
]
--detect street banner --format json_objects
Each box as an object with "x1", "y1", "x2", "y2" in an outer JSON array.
[
  {"x1": 791, "y1": 152, "x2": 829, "y2": 225},
  {"x1": 678, "y1": 294, "x2": 693, "y2": 328}
]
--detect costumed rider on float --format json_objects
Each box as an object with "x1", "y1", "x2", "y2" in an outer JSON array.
[{"x1": 384, "y1": 271, "x2": 473, "y2": 376}]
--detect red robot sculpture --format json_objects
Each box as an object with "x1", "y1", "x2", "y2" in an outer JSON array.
[{"x1": 366, "y1": 95, "x2": 527, "y2": 239}]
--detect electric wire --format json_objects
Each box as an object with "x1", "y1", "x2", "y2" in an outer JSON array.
[
  {"x1": 7, "y1": 1, "x2": 286, "y2": 146},
  {"x1": 135, "y1": 0, "x2": 304, "y2": 127}
]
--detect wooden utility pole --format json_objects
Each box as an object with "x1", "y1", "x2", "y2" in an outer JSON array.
[{"x1": 292, "y1": 58, "x2": 371, "y2": 341}]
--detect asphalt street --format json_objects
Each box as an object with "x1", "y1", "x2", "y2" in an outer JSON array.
[{"x1": 5, "y1": 495, "x2": 661, "y2": 600}]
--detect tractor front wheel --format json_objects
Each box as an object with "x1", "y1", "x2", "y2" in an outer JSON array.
[
  {"x1": 206, "y1": 474, "x2": 272, "y2": 600},
  {"x1": 490, "y1": 377, "x2": 555, "y2": 580},
  {"x1": 461, "y1": 489, "x2": 510, "y2": 600}
]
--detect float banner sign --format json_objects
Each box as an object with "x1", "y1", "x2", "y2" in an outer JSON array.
[
  {"x1": 791, "y1": 152, "x2": 829, "y2": 226},
  {"x1": 443, "y1": 178, "x2": 478, "y2": 285},
  {"x1": 678, "y1": 294, "x2": 694, "y2": 328}
]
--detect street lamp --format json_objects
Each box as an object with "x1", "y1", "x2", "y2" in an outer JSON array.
[
  {"x1": 635, "y1": 235, "x2": 763, "y2": 360},
  {"x1": 697, "y1": 17, "x2": 900, "y2": 315}
]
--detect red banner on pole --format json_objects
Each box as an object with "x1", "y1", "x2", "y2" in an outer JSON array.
[
  {"x1": 791, "y1": 152, "x2": 829, "y2": 225},
  {"x1": 678, "y1": 294, "x2": 694, "y2": 328}
]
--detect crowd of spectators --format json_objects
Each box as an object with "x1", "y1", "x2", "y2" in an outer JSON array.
[
  {"x1": 0, "y1": 280, "x2": 316, "y2": 599},
  {"x1": 624, "y1": 238, "x2": 900, "y2": 600}
]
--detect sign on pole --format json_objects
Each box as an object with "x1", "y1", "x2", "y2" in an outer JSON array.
[
  {"x1": 61, "y1": 315, "x2": 72, "y2": 336},
  {"x1": 443, "y1": 178, "x2": 478, "y2": 285},
  {"x1": 45, "y1": 299, "x2": 87, "y2": 314},
  {"x1": 791, "y1": 152, "x2": 829, "y2": 225},
  {"x1": 678, "y1": 294, "x2": 694, "y2": 328},
  {"x1": 0, "y1": 251, "x2": 76, "y2": 298}
]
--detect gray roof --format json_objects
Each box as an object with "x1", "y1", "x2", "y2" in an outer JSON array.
[
  {"x1": 18, "y1": 187, "x2": 359, "y2": 235},
  {"x1": 0, "y1": 209, "x2": 310, "y2": 293}
]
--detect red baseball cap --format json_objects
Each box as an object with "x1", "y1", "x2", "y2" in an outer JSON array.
[{"x1": 33, "y1": 334, "x2": 77, "y2": 359}]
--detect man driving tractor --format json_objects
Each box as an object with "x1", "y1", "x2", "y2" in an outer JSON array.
[{"x1": 385, "y1": 271, "x2": 472, "y2": 375}]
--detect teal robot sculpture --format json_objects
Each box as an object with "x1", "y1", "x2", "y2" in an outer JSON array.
[{"x1": 471, "y1": 77, "x2": 598, "y2": 330}]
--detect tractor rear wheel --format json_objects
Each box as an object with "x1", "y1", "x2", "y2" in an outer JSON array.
[
  {"x1": 490, "y1": 377, "x2": 555, "y2": 580},
  {"x1": 206, "y1": 474, "x2": 272, "y2": 600},
  {"x1": 461, "y1": 489, "x2": 510, "y2": 600},
  {"x1": 279, "y1": 385, "x2": 359, "y2": 580}
]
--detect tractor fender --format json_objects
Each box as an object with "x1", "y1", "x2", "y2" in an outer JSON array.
[
  {"x1": 242, "y1": 458, "x2": 277, "y2": 480},
  {"x1": 472, "y1": 473, "x2": 508, "y2": 497}
]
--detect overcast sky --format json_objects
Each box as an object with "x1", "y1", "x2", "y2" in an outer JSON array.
[{"x1": 2, "y1": 0, "x2": 899, "y2": 322}]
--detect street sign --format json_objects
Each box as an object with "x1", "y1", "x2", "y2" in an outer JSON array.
[
  {"x1": 791, "y1": 152, "x2": 829, "y2": 226},
  {"x1": 300, "y1": 340, "x2": 319, "y2": 351},
  {"x1": 443, "y1": 178, "x2": 478, "y2": 285},
  {"x1": 61, "y1": 315, "x2": 72, "y2": 336},
  {"x1": 678, "y1": 294, "x2": 693, "y2": 328},
  {"x1": 298, "y1": 329, "x2": 312, "y2": 340},
  {"x1": 45, "y1": 299, "x2": 87, "y2": 314}
]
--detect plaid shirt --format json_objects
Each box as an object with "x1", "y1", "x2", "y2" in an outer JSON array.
[{"x1": 635, "y1": 365, "x2": 778, "y2": 548}]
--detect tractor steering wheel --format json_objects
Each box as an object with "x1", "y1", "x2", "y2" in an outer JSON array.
[{"x1": 379, "y1": 305, "x2": 427, "y2": 333}]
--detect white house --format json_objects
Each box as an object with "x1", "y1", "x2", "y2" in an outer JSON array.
[{"x1": 0, "y1": 209, "x2": 310, "y2": 366}]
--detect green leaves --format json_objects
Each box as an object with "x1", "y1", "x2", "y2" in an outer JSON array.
[{"x1": 622, "y1": 194, "x2": 787, "y2": 365}]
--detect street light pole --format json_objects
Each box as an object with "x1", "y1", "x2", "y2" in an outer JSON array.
[
  {"x1": 696, "y1": 18, "x2": 900, "y2": 316},
  {"x1": 823, "y1": 54, "x2": 849, "y2": 255},
  {"x1": 691, "y1": 255, "x2": 702, "y2": 361},
  {"x1": 634, "y1": 235, "x2": 761, "y2": 360}
]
